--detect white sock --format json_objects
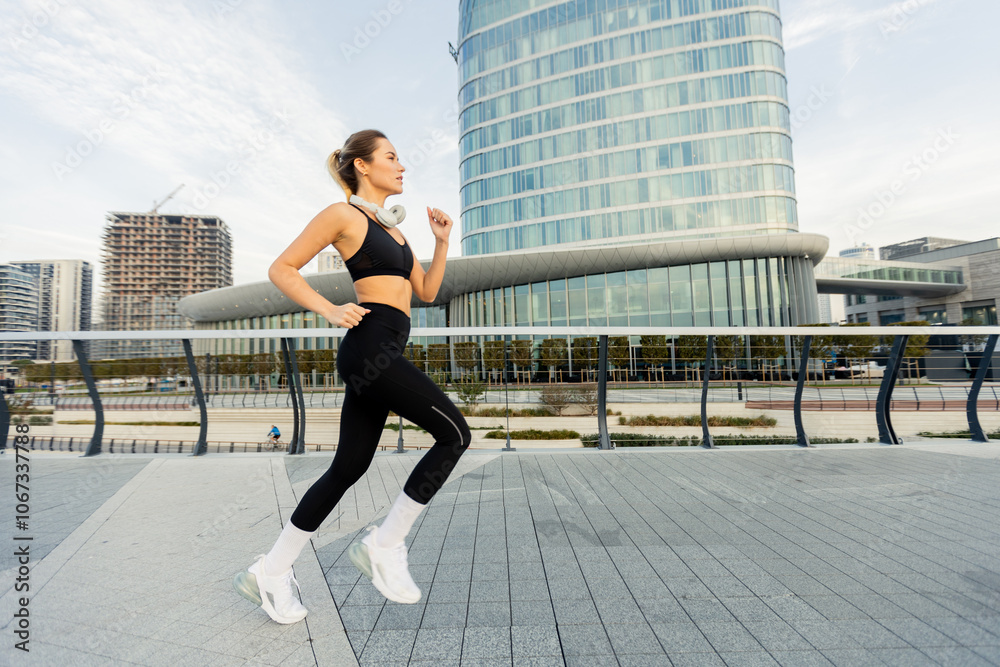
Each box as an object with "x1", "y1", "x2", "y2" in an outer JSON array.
[
  {"x1": 376, "y1": 491, "x2": 426, "y2": 547},
  {"x1": 263, "y1": 520, "x2": 315, "y2": 574}
]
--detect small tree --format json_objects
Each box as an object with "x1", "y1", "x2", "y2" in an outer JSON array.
[
  {"x1": 455, "y1": 376, "x2": 486, "y2": 412},
  {"x1": 841, "y1": 323, "x2": 879, "y2": 384},
  {"x1": 427, "y1": 344, "x2": 451, "y2": 382},
  {"x1": 404, "y1": 343, "x2": 426, "y2": 373},
  {"x1": 453, "y1": 341, "x2": 480, "y2": 381},
  {"x1": 889, "y1": 320, "x2": 930, "y2": 383},
  {"x1": 571, "y1": 337, "x2": 598, "y2": 381},
  {"x1": 538, "y1": 337, "x2": 568, "y2": 382},
  {"x1": 482, "y1": 340, "x2": 506, "y2": 385},
  {"x1": 675, "y1": 336, "x2": 707, "y2": 382},
  {"x1": 713, "y1": 335, "x2": 744, "y2": 382},
  {"x1": 570, "y1": 383, "x2": 599, "y2": 415},
  {"x1": 608, "y1": 336, "x2": 630, "y2": 382},
  {"x1": 748, "y1": 335, "x2": 785, "y2": 382},
  {"x1": 509, "y1": 339, "x2": 533, "y2": 385},
  {"x1": 540, "y1": 384, "x2": 573, "y2": 415},
  {"x1": 640, "y1": 335, "x2": 670, "y2": 382},
  {"x1": 800, "y1": 324, "x2": 838, "y2": 383}
]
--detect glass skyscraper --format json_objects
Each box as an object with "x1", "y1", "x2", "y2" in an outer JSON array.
[{"x1": 458, "y1": 0, "x2": 796, "y2": 256}]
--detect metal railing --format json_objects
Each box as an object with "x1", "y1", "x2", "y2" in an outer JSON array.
[{"x1": 2, "y1": 326, "x2": 998, "y2": 455}]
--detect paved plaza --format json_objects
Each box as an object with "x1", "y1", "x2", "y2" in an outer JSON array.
[{"x1": 2, "y1": 441, "x2": 1000, "y2": 665}]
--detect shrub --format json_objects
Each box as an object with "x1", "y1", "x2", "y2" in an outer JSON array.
[
  {"x1": 484, "y1": 428, "x2": 580, "y2": 440},
  {"x1": 618, "y1": 414, "x2": 777, "y2": 427},
  {"x1": 539, "y1": 385, "x2": 574, "y2": 415},
  {"x1": 581, "y1": 433, "x2": 858, "y2": 447}
]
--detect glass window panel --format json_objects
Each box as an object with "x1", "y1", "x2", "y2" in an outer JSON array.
[
  {"x1": 606, "y1": 271, "x2": 626, "y2": 287},
  {"x1": 568, "y1": 288, "x2": 587, "y2": 326},
  {"x1": 692, "y1": 263, "x2": 711, "y2": 326},
  {"x1": 628, "y1": 283, "x2": 649, "y2": 326},
  {"x1": 531, "y1": 281, "x2": 548, "y2": 324},
  {"x1": 743, "y1": 259, "x2": 759, "y2": 326},
  {"x1": 669, "y1": 265, "x2": 692, "y2": 326},
  {"x1": 587, "y1": 283, "x2": 607, "y2": 325},
  {"x1": 608, "y1": 284, "x2": 628, "y2": 326},
  {"x1": 514, "y1": 285, "x2": 529, "y2": 326}
]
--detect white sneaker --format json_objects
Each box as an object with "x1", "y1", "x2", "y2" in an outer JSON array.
[
  {"x1": 233, "y1": 554, "x2": 308, "y2": 624},
  {"x1": 348, "y1": 526, "x2": 421, "y2": 604}
]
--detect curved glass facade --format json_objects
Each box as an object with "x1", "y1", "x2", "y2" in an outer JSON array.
[
  {"x1": 450, "y1": 256, "x2": 818, "y2": 328},
  {"x1": 458, "y1": 0, "x2": 797, "y2": 255}
]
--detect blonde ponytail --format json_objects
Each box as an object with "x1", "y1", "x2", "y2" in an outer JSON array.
[{"x1": 326, "y1": 130, "x2": 387, "y2": 200}]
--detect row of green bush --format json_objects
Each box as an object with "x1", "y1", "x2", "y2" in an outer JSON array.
[
  {"x1": 581, "y1": 433, "x2": 859, "y2": 447},
  {"x1": 619, "y1": 414, "x2": 777, "y2": 427},
  {"x1": 484, "y1": 429, "x2": 581, "y2": 440},
  {"x1": 10, "y1": 416, "x2": 53, "y2": 425},
  {"x1": 917, "y1": 428, "x2": 1000, "y2": 439}
]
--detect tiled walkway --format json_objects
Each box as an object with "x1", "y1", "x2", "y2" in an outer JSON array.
[{"x1": 2, "y1": 442, "x2": 999, "y2": 665}]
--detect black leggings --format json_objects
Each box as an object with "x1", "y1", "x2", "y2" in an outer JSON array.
[{"x1": 290, "y1": 303, "x2": 471, "y2": 532}]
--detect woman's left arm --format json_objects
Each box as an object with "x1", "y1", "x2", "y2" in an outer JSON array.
[{"x1": 409, "y1": 207, "x2": 452, "y2": 302}]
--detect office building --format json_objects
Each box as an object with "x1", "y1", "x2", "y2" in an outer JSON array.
[
  {"x1": 0, "y1": 264, "x2": 40, "y2": 364},
  {"x1": 11, "y1": 260, "x2": 93, "y2": 361}
]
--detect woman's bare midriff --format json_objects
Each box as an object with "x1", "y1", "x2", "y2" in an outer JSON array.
[{"x1": 353, "y1": 275, "x2": 412, "y2": 316}]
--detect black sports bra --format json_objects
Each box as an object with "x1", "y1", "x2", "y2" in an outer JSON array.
[{"x1": 343, "y1": 203, "x2": 414, "y2": 281}]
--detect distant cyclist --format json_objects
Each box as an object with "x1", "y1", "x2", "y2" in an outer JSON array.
[{"x1": 266, "y1": 425, "x2": 281, "y2": 449}]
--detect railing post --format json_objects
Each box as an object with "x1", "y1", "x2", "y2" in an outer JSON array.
[
  {"x1": 876, "y1": 335, "x2": 909, "y2": 445},
  {"x1": 72, "y1": 339, "x2": 103, "y2": 457},
  {"x1": 0, "y1": 387, "x2": 9, "y2": 453},
  {"x1": 397, "y1": 414, "x2": 405, "y2": 453},
  {"x1": 596, "y1": 334, "x2": 612, "y2": 450},
  {"x1": 701, "y1": 335, "x2": 715, "y2": 449},
  {"x1": 182, "y1": 339, "x2": 209, "y2": 456},
  {"x1": 967, "y1": 334, "x2": 999, "y2": 442},
  {"x1": 502, "y1": 335, "x2": 515, "y2": 451},
  {"x1": 285, "y1": 337, "x2": 306, "y2": 454},
  {"x1": 794, "y1": 335, "x2": 812, "y2": 447},
  {"x1": 280, "y1": 337, "x2": 304, "y2": 454}
]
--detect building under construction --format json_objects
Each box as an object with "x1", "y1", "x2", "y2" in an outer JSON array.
[{"x1": 99, "y1": 212, "x2": 232, "y2": 359}]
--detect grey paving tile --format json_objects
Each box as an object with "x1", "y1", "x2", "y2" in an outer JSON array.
[
  {"x1": 558, "y1": 623, "x2": 615, "y2": 656},
  {"x1": 679, "y1": 598, "x2": 738, "y2": 623},
  {"x1": 649, "y1": 622, "x2": 714, "y2": 653},
  {"x1": 512, "y1": 657, "x2": 567, "y2": 666},
  {"x1": 698, "y1": 621, "x2": 766, "y2": 653},
  {"x1": 920, "y1": 646, "x2": 997, "y2": 666},
  {"x1": 552, "y1": 598, "x2": 602, "y2": 625},
  {"x1": 410, "y1": 627, "x2": 464, "y2": 661},
  {"x1": 359, "y1": 628, "x2": 417, "y2": 662},
  {"x1": 511, "y1": 625, "x2": 562, "y2": 657},
  {"x1": 868, "y1": 647, "x2": 938, "y2": 666},
  {"x1": 510, "y1": 579, "x2": 551, "y2": 601},
  {"x1": 768, "y1": 651, "x2": 835, "y2": 666},
  {"x1": 717, "y1": 652, "x2": 781, "y2": 666},
  {"x1": 667, "y1": 651, "x2": 726, "y2": 666},
  {"x1": 605, "y1": 622, "x2": 665, "y2": 655},
  {"x1": 743, "y1": 620, "x2": 814, "y2": 652},
  {"x1": 339, "y1": 604, "x2": 385, "y2": 631},
  {"x1": 616, "y1": 655, "x2": 673, "y2": 666},
  {"x1": 511, "y1": 600, "x2": 557, "y2": 626},
  {"x1": 428, "y1": 580, "x2": 471, "y2": 604},
  {"x1": 372, "y1": 602, "x2": 426, "y2": 630},
  {"x1": 467, "y1": 601, "x2": 512, "y2": 627},
  {"x1": 462, "y1": 626, "x2": 512, "y2": 659},
  {"x1": 420, "y1": 603, "x2": 468, "y2": 628}
]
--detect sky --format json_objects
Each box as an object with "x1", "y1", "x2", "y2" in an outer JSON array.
[{"x1": 0, "y1": 0, "x2": 997, "y2": 320}]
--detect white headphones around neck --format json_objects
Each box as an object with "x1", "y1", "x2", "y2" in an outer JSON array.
[{"x1": 349, "y1": 195, "x2": 406, "y2": 229}]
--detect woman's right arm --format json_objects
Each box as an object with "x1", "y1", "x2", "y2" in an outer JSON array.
[{"x1": 268, "y1": 203, "x2": 370, "y2": 328}]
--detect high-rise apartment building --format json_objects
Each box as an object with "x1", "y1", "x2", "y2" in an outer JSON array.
[
  {"x1": 11, "y1": 260, "x2": 93, "y2": 361},
  {"x1": 0, "y1": 264, "x2": 40, "y2": 364},
  {"x1": 100, "y1": 212, "x2": 232, "y2": 358}
]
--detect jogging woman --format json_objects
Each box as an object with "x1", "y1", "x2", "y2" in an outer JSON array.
[{"x1": 233, "y1": 129, "x2": 471, "y2": 623}]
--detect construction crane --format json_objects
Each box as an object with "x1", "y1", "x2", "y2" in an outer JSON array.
[{"x1": 150, "y1": 184, "x2": 185, "y2": 213}]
